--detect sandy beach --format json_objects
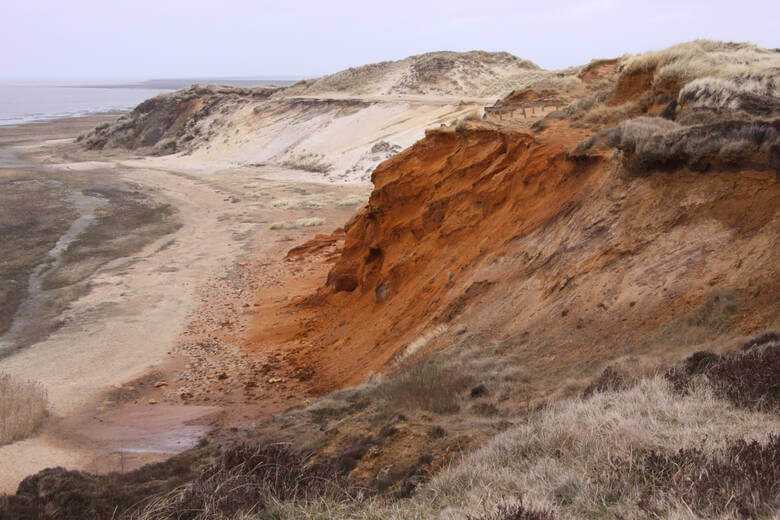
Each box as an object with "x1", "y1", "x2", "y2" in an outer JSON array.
[
  {"x1": 0, "y1": 115, "x2": 367, "y2": 492},
  {"x1": 0, "y1": 57, "x2": 597, "y2": 495}
]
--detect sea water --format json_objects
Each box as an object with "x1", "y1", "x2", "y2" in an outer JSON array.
[{"x1": 0, "y1": 82, "x2": 170, "y2": 126}]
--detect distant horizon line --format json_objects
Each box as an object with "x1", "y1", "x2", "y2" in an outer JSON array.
[{"x1": 0, "y1": 75, "x2": 309, "y2": 81}]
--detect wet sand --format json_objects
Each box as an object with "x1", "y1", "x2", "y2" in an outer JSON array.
[{"x1": 0, "y1": 115, "x2": 367, "y2": 492}]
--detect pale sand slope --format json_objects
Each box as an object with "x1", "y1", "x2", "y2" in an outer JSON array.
[
  {"x1": 130, "y1": 98, "x2": 484, "y2": 184},
  {"x1": 276, "y1": 50, "x2": 543, "y2": 98},
  {"x1": 84, "y1": 51, "x2": 555, "y2": 184}
]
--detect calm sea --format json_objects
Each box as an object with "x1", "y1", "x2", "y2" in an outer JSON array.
[{"x1": 0, "y1": 83, "x2": 171, "y2": 126}]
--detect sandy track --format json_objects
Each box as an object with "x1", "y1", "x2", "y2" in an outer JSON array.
[
  {"x1": 0, "y1": 154, "x2": 264, "y2": 491},
  {"x1": 0, "y1": 166, "x2": 245, "y2": 416},
  {"x1": 0, "y1": 114, "x2": 367, "y2": 492}
]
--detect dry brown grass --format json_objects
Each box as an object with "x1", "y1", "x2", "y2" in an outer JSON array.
[
  {"x1": 167, "y1": 372, "x2": 778, "y2": 520},
  {"x1": 454, "y1": 109, "x2": 485, "y2": 131},
  {"x1": 620, "y1": 40, "x2": 780, "y2": 110},
  {"x1": 582, "y1": 99, "x2": 642, "y2": 125},
  {"x1": 374, "y1": 357, "x2": 474, "y2": 415},
  {"x1": 269, "y1": 218, "x2": 325, "y2": 230},
  {"x1": 422, "y1": 376, "x2": 779, "y2": 519},
  {"x1": 679, "y1": 76, "x2": 780, "y2": 111},
  {"x1": 0, "y1": 372, "x2": 48, "y2": 445},
  {"x1": 622, "y1": 40, "x2": 779, "y2": 81},
  {"x1": 574, "y1": 115, "x2": 779, "y2": 171},
  {"x1": 280, "y1": 152, "x2": 334, "y2": 174},
  {"x1": 8, "y1": 336, "x2": 778, "y2": 519}
]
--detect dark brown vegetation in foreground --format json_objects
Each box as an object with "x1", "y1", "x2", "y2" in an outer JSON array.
[{"x1": 1, "y1": 333, "x2": 777, "y2": 519}]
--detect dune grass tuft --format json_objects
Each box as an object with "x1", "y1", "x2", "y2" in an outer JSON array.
[
  {"x1": 0, "y1": 372, "x2": 48, "y2": 445},
  {"x1": 620, "y1": 39, "x2": 780, "y2": 110}
]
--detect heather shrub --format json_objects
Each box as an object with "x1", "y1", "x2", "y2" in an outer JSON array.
[
  {"x1": 609, "y1": 435, "x2": 779, "y2": 518},
  {"x1": 741, "y1": 332, "x2": 777, "y2": 351},
  {"x1": 466, "y1": 500, "x2": 555, "y2": 520},
  {"x1": 665, "y1": 336, "x2": 779, "y2": 411},
  {"x1": 614, "y1": 116, "x2": 681, "y2": 152},
  {"x1": 704, "y1": 345, "x2": 779, "y2": 411},
  {"x1": 565, "y1": 95, "x2": 596, "y2": 118},
  {"x1": 132, "y1": 443, "x2": 355, "y2": 520},
  {"x1": 8, "y1": 360, "x2": 778, "y2": 520}
]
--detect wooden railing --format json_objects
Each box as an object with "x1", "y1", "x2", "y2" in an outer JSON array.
[{"x1": 484, "y1": 97, "x2": 563, "y2": 120}]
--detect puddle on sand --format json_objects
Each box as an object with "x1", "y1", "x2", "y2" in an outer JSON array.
[
  {"x1": 64, "y1": 403, "x2": 221, "y2": 462},
  {"x1": 0, "y1": 190, "x2": 106, "y2": 356},
  {"x1": 49, "y1": 403, "x2": 222, "y2": 475}
]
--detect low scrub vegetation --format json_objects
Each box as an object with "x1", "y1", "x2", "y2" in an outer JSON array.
[
  {"x1": 423, "y1": 375, "x2": 778, "y2": 519},
  {"x1": 3, "y1": 334, "x2": 778, "y2": 519},
  {"x1": 296, "y1": 217, "x2": 325, "y2": 227},
  {"x1": 465, "y1": 501, "x2": 554, "y2": 520},
  {"x1": 269, "y1": 217, "x2": 325, "y2": 230},
  {"x1": 617, "y1": 117, "x2": 778, "y2": 171},
  {"x1": 679, "y1": 77, "x2": 780, "y2": 113},
  {"x1": 185, "y1": 346, "x2": 777, "y2": 519},
  {"x1": 271, "y1": 197, "x2": 326, "y2": 210},
  {"x1": 280, "y1": 152, "x2": 333, "y2": 174},
  {"x1": 666, "y1": 336, "x2": 779, "y2": 412},
  {"x1": 375, "y1": 358, "x2": 474, "y2": 414},
  {"x1": 132, "y1": 444, "x2": 359, "y2": 520},
  {"x1": 621, "y1": 39, "x2": 779, "y2": 99},
  {"x1": 0, "y1": 372, "x2": 48, "y2": 445},
  {"x1": 572, "y1": 115, "x2": 779, "y2": 172},
  {"x1": 582, "y1": 99, "x2": 643, "y2": 125},
  {"x1": 454, "y1": 109, "x2": 484, "y2": 130},
  {"x1": 607, "y1": 436, "x2": 779, "y2": 518}
]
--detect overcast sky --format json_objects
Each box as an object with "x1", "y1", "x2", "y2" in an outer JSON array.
[{"x1": 1, "y1": 0, "x2": 777, "y2": 81}]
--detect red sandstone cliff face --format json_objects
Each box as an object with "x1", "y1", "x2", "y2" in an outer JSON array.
[
  {"x1": 246, "y1": 122, "x2": 778, "y2": 398},
  {"x1": 242, "y1": 42, "x2": 779, "y2": 398}
]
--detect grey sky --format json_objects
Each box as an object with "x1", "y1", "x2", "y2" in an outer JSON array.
[{"x1": 2, "y1": 0, "x2": 777, "y2": 80}]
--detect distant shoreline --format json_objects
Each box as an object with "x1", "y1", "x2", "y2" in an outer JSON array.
[
  {"x1": 72, "y1": 78, "x2": 301, "y2": 90},
  {"x1": 0, "y1": 110, "x2": 127, "y2": 128},
  {"x1": 0, "y1": 79, "x2": 301, "y2": 128}
]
